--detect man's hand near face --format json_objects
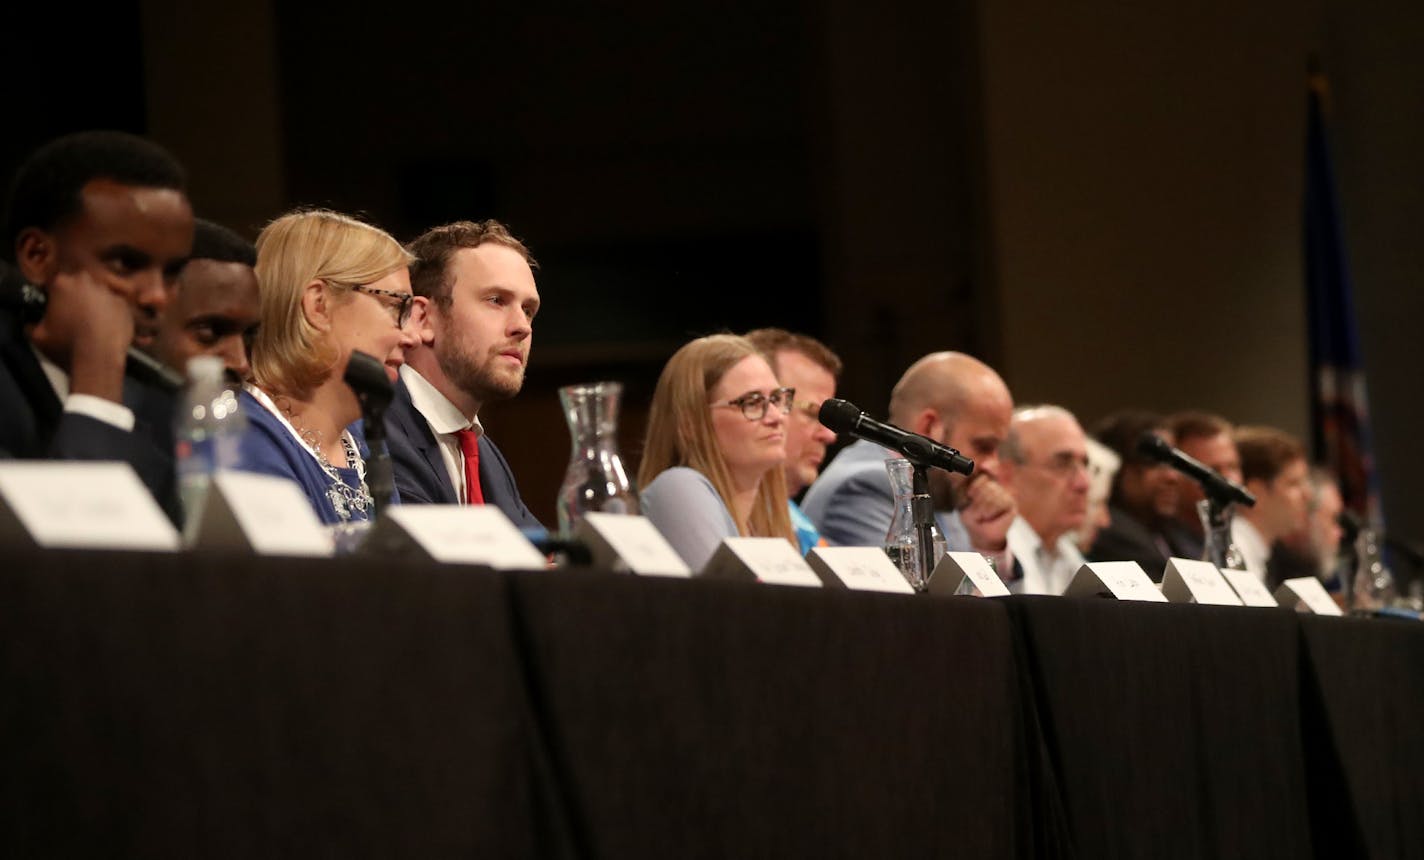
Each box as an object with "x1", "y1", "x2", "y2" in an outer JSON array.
[
  {"x1": 30, "y1": 269, "x2": 134, "y2": 404},
  {"x1": 960, "y1": 472, "x2": 1016, "y2": 554}
]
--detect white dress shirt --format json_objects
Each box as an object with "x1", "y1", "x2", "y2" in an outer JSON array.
[
  {"x1": 1007, "y1": 516, "x2": 1084, "y2": 596},
  {"x1": 1230, "y1": 516, "x2": 1271, "y2": 581},
  {"x1": 400, "y1": 364, "x2": 483, "y2": 503},
  {"x1": 34, "y1": 345, "x2": 135, "y2": 431}
]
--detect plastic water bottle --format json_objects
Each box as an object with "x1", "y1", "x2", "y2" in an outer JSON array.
[{"x1": 175, "y1": 356, "x2": 247, "y2": 531}]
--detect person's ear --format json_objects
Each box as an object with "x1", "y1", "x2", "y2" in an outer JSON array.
[
  {"x1": 412, "y1": 296, "x2": 436, "y2": 345},
  {"x1": 913, "y1": 408, "x2": 942, "y2": 439},
  {"x1": 301, "y1": 280, "x2": 333, "y2": 332},
  {"x1": 13, "y1": 228, "x2": 59, "y2": 287}
]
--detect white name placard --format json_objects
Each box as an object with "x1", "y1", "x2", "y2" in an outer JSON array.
[
  {"x1": 0, "y1": 461, "x2": 178, "y2": 551},
  {"x1": 187, "y1": 471, "x2": 333, "y2": 556},
  {"x1": 363, "y1": 505, "x2": 547, "y2": 569},
  {"x1": 1275, "y1": 576, "x2": 1344, "y2": 615},
  {"x1": 701, "y1": 537, "x2": 822, "y2": 588},
  {"x1": 928, "y1": 551, "x2": 1012, "y2": 597},
  {"x1": 1064, "y1": 561, "x2": 1168, "y2": 602},
  {"x1": 805, "y1": 546, "x2": 915, "y2": 593},
  {"x1": 575, "y1": 512, "x2": 692, "y2": 578},
  {"x1": 1161, "y1": 558, "x2": 1243, "y2": 606},
  {"x1": 1220, "y1": 569, "x2": 1281, "y2": 608}
]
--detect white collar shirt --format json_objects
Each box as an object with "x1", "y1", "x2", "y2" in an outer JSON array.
[
  {"x1": 1231, "y1": 516, "x2": 1271, "y2": 581},
  {"x1": 401, "y1": 364, "x2": 483, "y2": 504},
  {"x1": 1008, "y1": 516, "x2": 1084, "y2": 596}
]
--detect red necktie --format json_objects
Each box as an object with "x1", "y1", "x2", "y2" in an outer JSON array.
[{"x1": 454, "y1": 428, "x2": 484, "y2": 505}]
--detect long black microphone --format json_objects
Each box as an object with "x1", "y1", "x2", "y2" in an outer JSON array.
[
  {"x1": 1137, "y1": 432, "x2": 1255, "y2": 507},
  {"x1": 819, "y1": 398, "x2": 974, "y2": 475}
]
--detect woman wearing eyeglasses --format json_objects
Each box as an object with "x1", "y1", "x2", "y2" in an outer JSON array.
[
  {"x1": 235, "y1": 209, "x2": 419, "y2": 524},
  {"x1": 638, "y1": 333, "x2": 799, "y2": 570}
]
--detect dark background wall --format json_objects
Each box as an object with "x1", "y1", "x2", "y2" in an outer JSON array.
[{"x1": 5, "y1": 1, "x2": 1421, "y2": 560}]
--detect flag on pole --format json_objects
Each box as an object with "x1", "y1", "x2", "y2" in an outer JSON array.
[{"x1": 1304, "y1": 64, "x2": 1383, "y2": 523}]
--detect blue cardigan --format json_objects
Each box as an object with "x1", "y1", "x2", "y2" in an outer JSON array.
[{"x1": 234, "y1": 389, "x2": 380, "y2": 525}]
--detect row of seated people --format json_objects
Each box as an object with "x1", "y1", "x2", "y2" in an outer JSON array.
[{"x1": 0, "y1": 131, "x2": 1336, "y2": 593}]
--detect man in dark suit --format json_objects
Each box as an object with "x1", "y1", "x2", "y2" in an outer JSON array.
[
  {"x1": 1, "y1": 131, "x2": 194, "y2": 518},
  {"x1": 1086, "y1": 410, "x2": 1197, "y2": 580},
  {"x1": 386, "y1": 220, "x2": 541, "y2": 529}
]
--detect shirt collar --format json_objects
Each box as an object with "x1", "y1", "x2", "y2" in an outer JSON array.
[
  {"x1": 31, "y1": 344, "x2": 68, "y2": 401},
  {"x1": 401, "y1": 364, "x2": 483, "y2": 438},
  {"x1": 1232, "y1": 516, "x2": 1270, "y2": 573},
  {"x1": 1010, "y1": 516, "x2": 1083, "y2": 563}
]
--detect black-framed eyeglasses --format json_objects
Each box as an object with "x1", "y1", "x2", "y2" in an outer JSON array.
[
  {"x1": 711, "y1": 386, "x2": 796, "y2": 421},
  {"x1": 350, "y1": 283, "x2": 415, "y2": 327}
]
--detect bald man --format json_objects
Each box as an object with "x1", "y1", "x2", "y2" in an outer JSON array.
[
  {"x1": 801, "y1": 351, "x2": 1017, "y2": 567},
  {"x1": 999, "y1": 405, "x2": 1092, "y2": 595}
]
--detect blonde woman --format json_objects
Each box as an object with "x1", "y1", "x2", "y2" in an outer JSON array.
[
  {"x1": 235, "y1": 209, "x2": 418, "y2": 524},
  {"x1": 638, "y1": 334, "x2": 798, "y2": 569}
]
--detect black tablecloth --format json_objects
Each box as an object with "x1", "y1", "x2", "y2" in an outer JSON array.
[
  {"x1": 1008, "y1": 598, "x2": 1312, "y2": 859},
  {"x1": 0, "y1": 550, "x2": 553, "y2": 857},
  {"x1": 1300, "y1": 614, "x2": 1424, "y2": 859},
  {"x1": 1, "y1": 549, "x2": 1421, "y2": 858},
  {"x1": 509, "y1": 574, "x2": 1033, "y2": 858}
]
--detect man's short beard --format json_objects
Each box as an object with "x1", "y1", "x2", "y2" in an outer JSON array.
[{"x1": 436, "y1": 323, "x2": 523, "y2": 405}]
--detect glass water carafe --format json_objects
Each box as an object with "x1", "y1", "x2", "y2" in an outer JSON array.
[
  {"x1": 557, "y1": 381, "x2": 638, "y2": 534},
  {"x1": 1350, "y1": 524, "x2": 1397, "y2": 612},
  {"x1": 883, "y1": 457, "x2": 946, "y2": 591}
]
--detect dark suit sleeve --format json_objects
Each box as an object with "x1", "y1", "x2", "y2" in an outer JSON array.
[
  {"x1": 479, "y1": 437, "x2": 543, "y2": 531},
  {"x1": 388, "y1": 436, "x2": 438, "y2": 505},
  {"x1": 1086, "y1": 509, "x2": 1170, "y2": 581},
  {"x1": 49, "y1": 411, "x2": 181, "y2": 525}
]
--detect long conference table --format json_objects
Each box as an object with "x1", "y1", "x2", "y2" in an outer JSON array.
[{"x1": 1, "y1": 548, "x2": 1422, "y2": 858}]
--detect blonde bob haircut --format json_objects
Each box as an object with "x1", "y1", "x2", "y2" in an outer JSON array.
[
  {"x1": 638, "y1": 333, "x2": 797, "y2": 548},
  {"x1": 250, "y1": 208, "x2": 414, "y2": 396}
]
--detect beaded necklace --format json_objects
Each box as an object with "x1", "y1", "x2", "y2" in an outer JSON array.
[{"x1": 265, "y1": 389, "x2": 374, "y2": 522}]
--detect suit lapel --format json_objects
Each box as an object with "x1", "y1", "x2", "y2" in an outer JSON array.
[
  {"x1": 0, "y1": 313, "x2": 61, "y2": 446},
  {"x1": 392, "y1": 381, "x2": 459, "y2": 505}
]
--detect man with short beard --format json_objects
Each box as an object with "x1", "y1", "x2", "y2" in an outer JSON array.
[
  {"x1": 801, "y1": 351, "x2": 1018, "y2": 574},
  {"x1": 385, "y1": 220, "x2": 542, "y2": 529}
]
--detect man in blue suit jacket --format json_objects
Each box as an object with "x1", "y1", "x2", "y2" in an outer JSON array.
[
  {"x1": 386, "y1": 220, "x2": 542, "y2": 530},
  {"x1": 1, "y1": 132, "x2": 195, "y2": 522}
]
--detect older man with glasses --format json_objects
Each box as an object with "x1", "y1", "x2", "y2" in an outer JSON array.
[{"x1": 998, "y1": 405, "x2": 1094, "y2": 595}]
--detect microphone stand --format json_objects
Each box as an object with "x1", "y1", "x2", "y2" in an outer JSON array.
[
  {"x1": 911, "y1": 462, "x2": 938, "y2": 588},
  {"x1": 1197, "y1": 478, "x2": 1254, "y2": 570},
  {"x1": 1199, "y1": 497, "x2": 1244, "y2": 571},
  {"x1": 343, "y1": 351, "x2": 395, "y2": 517}
]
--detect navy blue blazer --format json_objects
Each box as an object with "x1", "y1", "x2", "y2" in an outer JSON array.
[
  {"x1": 0, "y1": 307, "x2": 179, "y2": 522},
  {"x1": 384, "y1": 375, "x2": 542, "y2": 530}
]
